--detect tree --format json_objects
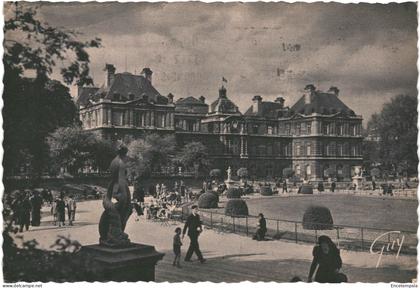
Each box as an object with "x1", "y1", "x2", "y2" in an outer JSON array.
[
  {"x1": 209, "y1": 169, "x2": 222, "y2": 181},
  {"x1": 370, "y1": 168, "x2": 381, "y2": 180},
  {"x1": 175, "y1": 142, "x2": 210, "y2": 177},
  {"x1": 48, "y1": 126, "x2": 114, "y2": 175},
  {"x1": 282, "y1": 167, "x2": 294, "y2": 179},
  {"x1": 3, "y1": 4, "x2": 101, "y2": 176},
  {"x1": 324, "y1": 167, "x2": 336, "y2": 179},
  {"x1": 366, "y1": 94, "x2": 418, "y2": 176},
  {"x1": 236, "y1": 167, "x2": 249, "y2": 180},
  {"x1": 127, "y1": 134, "x2": 176, "y2": 177}
]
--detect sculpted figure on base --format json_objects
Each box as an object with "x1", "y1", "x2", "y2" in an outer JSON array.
[{"x1": 99, "y1": 144, "x2": 132, "y2": 247}]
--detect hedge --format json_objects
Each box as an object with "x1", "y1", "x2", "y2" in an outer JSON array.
[
  {"x1": 260, "y1": 185, "x2": 273, "y2": 196},
  {"x1": 302, "y1": 205, "x2": 334, "y2": 230},
  {"x1": 198, "y1": 192, "x2": 219, "y2": 209},
  {"x1": 298, "y1": 184, "x2": 314, "y2": 194},
  {"x1": 242, "y1": 185, "x2": 254, "y2": 195},
  {"x1": 224, "y1": 199, "x2": 249, "y2": 217},
  {"x1": 226, "y1": 187, "x2": 242, "y2": 199}
]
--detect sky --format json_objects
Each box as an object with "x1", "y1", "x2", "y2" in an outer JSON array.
[{"x1": 9, "y1": 2, "x2": 419, "y2": 122}]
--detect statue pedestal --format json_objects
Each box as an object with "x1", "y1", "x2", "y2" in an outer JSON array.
[
  {"x1": 352, "y1": 176, "x2": 363, "y2": 190},
  {"x1": 225, "y1": 179, "x2": 235, "y2": 189},
  {"x1": 80, "y1": 243, "x2": 164, "y2": 282}
]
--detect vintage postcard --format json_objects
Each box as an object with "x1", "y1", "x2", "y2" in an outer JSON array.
[{"x1": 2, "y1": 1, "x2": 418, "y2": 286}]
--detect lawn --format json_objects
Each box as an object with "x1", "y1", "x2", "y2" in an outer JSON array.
[{"x1": 243, "y1": 195, "x2": 417, "y2": 231}]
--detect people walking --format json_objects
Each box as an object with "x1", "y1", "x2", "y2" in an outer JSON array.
[
  {"x1": 282, "y1": 180, "x2": 288, "y2": 193},
  {"x1": 66, "y1": 195, "x2": 77, "y2": 226},
  {"x1": 308, "y1": 235, "x2": 343, "y2": 283},
  {"x1": 318, "y1": 182, "x2": 324, "y2": 193},
  {"x1": 51, "y1": 197, "x2": 58, "y2": 225},
  {"x1": 30, "y1": 190, "x2": 43, "y2": 226},
  {"x1": 182, "y1": 205, "x2": 205, "y2": 263},
  {"x1": 56, "y1": 197, "x2": 66, "y2": 227},
  {"x1": 330, "y1": 181, "x2": 336, "y2": 193},
  {"x1": 173, "y1": 227, "x2": 183, "y2": 268},
  {"x1": 18, "y1": 191, "x2": 31, "y2": 232}
]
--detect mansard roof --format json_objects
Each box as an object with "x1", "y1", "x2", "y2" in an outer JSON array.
[
  {"x1": 175, "y1": 96, "x2": 208, "y2": 114},
  {"x1": 176, "y1": 96, "x2": 207, "y2": 106},
  {"x1": 105, "y1": 72, "x2": 167, "y2": 104},
  {"x1": 244, "y1": 101, "x2": 285, "y2": 118},
  {"x1": 77, "y1": 72, "x2": 168, "y2": 107},
  {"x1": 290, "y1": 91, "x2": 356, "y2": 116},
  {"x1": 76, "y1": 87, "x2": 100, "y2": 106}
]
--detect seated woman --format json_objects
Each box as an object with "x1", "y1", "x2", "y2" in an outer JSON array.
[{"x1": 253, "y1": 213, "x2": 267, "y2": 241}]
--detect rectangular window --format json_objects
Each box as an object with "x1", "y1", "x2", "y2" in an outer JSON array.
[
  {"x1": 286, "y1": 124, "x2": 291, "y2": 135},
  {"x1": 307, "y1": 122, "x2": 312, "y2": 134},
  {"x1": 112, "y1": 111, "x2": 123, "y2": 126}
]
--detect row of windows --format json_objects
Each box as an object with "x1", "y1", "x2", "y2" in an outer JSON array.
[
  {"x1": 176, "y1": 119, "x2": 200, "y2": 132},
  {"x1": 294, "y1": 142, "x2": 362, "y2": 157},
  {"x1": 81, "y1": 109, "x2": 174, "y2": 129}
]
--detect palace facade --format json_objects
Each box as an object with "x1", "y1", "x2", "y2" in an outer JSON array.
[{"x1": 77, "y1": 65, "x2": 363, "y2": 181}]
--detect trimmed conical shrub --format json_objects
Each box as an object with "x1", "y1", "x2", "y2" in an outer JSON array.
[
  {"x1": 198, "y1": 192, "x2": 218, "y2": 209},
  {"x1": 299, "y1": 184, "x2": 314, "y2": 194},
  {"x1": 226, "y1": 187, "x2": 242, "y2": 199},
  {"x1": 302, "y1": 205, "x2": 333, "y2": 230},
  {"x1": 260, "y1": 185, "x2": 273, "y2": 196},
  {"x1": 224, "y1": 199, "x2": 249, "y2": 217}
]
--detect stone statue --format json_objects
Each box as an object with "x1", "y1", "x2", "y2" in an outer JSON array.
[
  {"x1": 227, "y1": 166, "x2": 232, "y2": 181},
  {"x1": 99, "y1": 145, "x2": 132, "y2": 247}
]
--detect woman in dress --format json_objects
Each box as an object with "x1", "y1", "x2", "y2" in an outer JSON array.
[
  {"x1": 308, "y1": 235, "x2": 343, "y2": 283},
  {"x1": 254, "y1": 213, "x2": 267, "y2": 241},
  {"x1": 56, "y1": 197, "x2": 66, "y2": 227}
]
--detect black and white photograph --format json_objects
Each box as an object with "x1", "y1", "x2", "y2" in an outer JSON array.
[{"x1": 2, "y1": 1, "x2": 418, "y2": 285}]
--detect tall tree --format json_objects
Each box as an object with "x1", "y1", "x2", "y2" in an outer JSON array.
[
  {"x1": 175, "y1": 142, "x2": 210, "y2": 177},
  {"x1": 48, "y1": 126, "x2": 114, "y2": 175},
  {"x1": 366, "y1": 94, "x2": 418, "y2": 176},
  {"x1": 127, "y1": 134, "x2": 176, "y2": 177},
  {"x1": 3, "y1": 4, "x2": 101, "y2": 176}
]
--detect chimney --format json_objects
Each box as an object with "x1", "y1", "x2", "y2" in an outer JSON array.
[
  {"x1": 104, "y1": 64, "x2": 116, "y2": 87},
  {"x1": 219, "y1": 85, "x2": 227, "y2": 98},
  {"x1": 252, "y1": 95, "x2": 263, "y2": 115},
  {"x1": 328, "y1": 86, "x2": 340, "y2": 97},
  {"x1": 167, "y1": 93, "x2": 174, "y2": 104},
  {"x1": 303, "y1": 84, "x2": 316, "y2": 104},
  {"x1": 275, "y1": 96, "x2": 285, "y2": 108},
  {"x1": 141, "y1": 68, "x2": 153, "y2": 84},
  {"x1": 199, "y1": 96, "x2": 206, "y2": 103}
]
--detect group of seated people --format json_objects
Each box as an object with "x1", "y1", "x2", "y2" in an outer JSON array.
[{"x1": 140, "y1": 197, "x2": 178, "y2": 221}]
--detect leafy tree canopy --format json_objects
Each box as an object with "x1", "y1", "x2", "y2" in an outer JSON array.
[
  {"x1": 237, "y1": 167, "x2": 248, "y2": 178},
  {"x1": 175, "y1": 142, "x2": 210, "y2": 175},
  {"x1": 3, "y1": 4, "x2": 101, "y2": 176},
  {"x1": 48, "y1": 126, "x2": 114, "y2": 175},
  {"x1": 127, "y1": 134, "x2": 176, "y2": 177},
  {"x1": 366, "y1": 94, "x2": 418, "y2": 176}
]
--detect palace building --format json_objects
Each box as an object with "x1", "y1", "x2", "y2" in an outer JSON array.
[{"x1": 77, "y1": 64, "x2": 363, "y2": 181}]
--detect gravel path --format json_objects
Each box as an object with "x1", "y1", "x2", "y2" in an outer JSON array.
[{"x1": 12, "y1": 200, "x2": 417, "y2": 283}]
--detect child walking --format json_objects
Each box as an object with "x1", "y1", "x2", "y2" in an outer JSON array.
[{"x1": 173, "y1": 227, "x2": 182, "y2": 267}]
